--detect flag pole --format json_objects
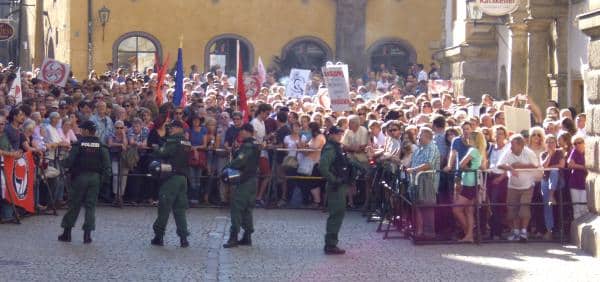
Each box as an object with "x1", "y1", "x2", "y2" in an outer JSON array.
[{"x1": 235, "y1": 40, "x2": 240, "y2": 113}]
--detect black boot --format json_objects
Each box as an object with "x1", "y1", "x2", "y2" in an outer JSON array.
[
  {"x1": 58, "y1": 228, "x2": 72, "y2": 242},
  {"x1": 222, "y1": 232, "x2": 238, "y2": 248},
  {"x1": 180, "y1": 237, "x2": 189, "y2": 248},
  {"x1": 237, "y1": 231, "x2": 252, "y2": 246},
  {"x1": 151, "y1": 234, "x2": 164, "y2": 246},
  {"x1": 324, "y1": 245, "x2": 346, "y2": 255},
  {"x1": 83, "y1": 230, "x2": 93, "y2": 244}
]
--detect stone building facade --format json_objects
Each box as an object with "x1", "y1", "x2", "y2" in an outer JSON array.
[
  {"x1": 437, "y1": 0, "x2": 587, "y2": 111},
  {"x1": 573, "y1": 2, "x2": 600, "y2": 258}
]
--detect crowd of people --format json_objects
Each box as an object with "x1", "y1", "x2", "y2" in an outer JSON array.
[{"x1": 0, "y1": 60, "x2": 588, "y2": 243}]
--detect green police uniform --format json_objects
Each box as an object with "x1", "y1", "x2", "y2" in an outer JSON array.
[
  {"x1": 223, "y1": 137, "x2": 259, "y2": 247},
  {"x1": 60, "y1": 135, "x2": 112, "y2": 233},
  {"x1": 319, "y1": 138, "x2": 353, "y2": 252},
  {"x1": 152, "y1": 132, "x2": 191, "y2": 240}
]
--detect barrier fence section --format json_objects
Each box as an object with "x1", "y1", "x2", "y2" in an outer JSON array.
[{"x1": 373, "y1": 167, "x2": 586, "y2": 245}]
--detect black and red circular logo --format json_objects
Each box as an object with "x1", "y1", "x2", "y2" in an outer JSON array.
[{"x1": 41, "y1": 60, "x2": 67, "y2": 84}]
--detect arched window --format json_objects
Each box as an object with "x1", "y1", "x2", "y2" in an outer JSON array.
[
  {"x1": 205, "y1": 34, "x2": 253, "y2": 75},
  {"x1": 113, "y1": 32, "x2": 162, "y2": 73},
  {"x1": 280, "y1": 37, "x2": 332, "y2": 73},
  {"x1": 367, "y1": 38, "x2": 417, "y2": 76}
]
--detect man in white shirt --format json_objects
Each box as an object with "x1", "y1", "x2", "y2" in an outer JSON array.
[
  {"x1": 342, "y1": 115, "x2": 370, "y2": 209},
  {"x1": 576, "y1": 113, "x2": 586, "y2": 135},
  {"x1": 497, "y1": 134, "x2": 540, "y2": 241},
  {"x1": 417, "y1": 64, "x2": 428, "y2": 82},
  {"x1": 250, "y1": 103, "x2": 273, "y2": 207}
]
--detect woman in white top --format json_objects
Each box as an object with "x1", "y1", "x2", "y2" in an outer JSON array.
[
  {"x1": 44, "y1": 112, "x2": 71, "y2": 206},
  {"x1": 278, "y1": 122, "x2": 305, "y2": 207},
  {"x1": 59, "y1": 117, "x2": 78, "y2": 144},
  {"x1": 527, "y1": 126, "x2": 547, "y2": 237},
  {"x1": 486, "y1": 125, "x2": 510, "y2": 239},
  {"x1": 298, "y1": 122, "x2": 326, "y2": 208}
]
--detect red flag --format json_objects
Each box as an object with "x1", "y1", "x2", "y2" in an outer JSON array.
[
  {"x1": 155, "y1": 54, "x2": 170, "y2": 106},
  {"x1": 1, "y1": 151, "x2": 36, "y2": 213},
  {"x1": 237, "y1": 40, "x2": 249, "y2": 122}
]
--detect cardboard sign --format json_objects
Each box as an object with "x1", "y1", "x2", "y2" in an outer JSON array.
[
  {"x1": 322, "y1": 63, "x2": 351, "y2": 112},
  {"x1": 39, "y1": 58, "x2": 70, "y2": 87},
  {"x1": 504, "y1": 105, "x2": 531, "y2": 134},
  {"x1": 285, "y1": 68, "x2": 311, "y2": 98}
]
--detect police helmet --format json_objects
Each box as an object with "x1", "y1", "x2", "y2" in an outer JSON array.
[
  {"x1": 80, "y1": 120, "x2": 97, "y2": 132},
  {"x1": 221, "y1": 168, "x2": 241, "y2": 184}
]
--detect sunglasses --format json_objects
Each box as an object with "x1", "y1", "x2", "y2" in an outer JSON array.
[
  {"x1": 115, "y1": 127, "x2": 124, "y2": 129},
  {"x1": 574, "y1": 141, "x2": 584, "y2": 145},
  {"x1": 124, "y1": 104, "x2": 131, "y2": 107}
]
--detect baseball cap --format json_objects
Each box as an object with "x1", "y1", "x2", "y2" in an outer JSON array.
[
  {"x1": 327, "y1": 126, "x2": 344, "y2": 135},
  {"x1": 80, "y1": 120, "x2": 97, "y2": 132},
  {"x1": 171, "y1": 120, "x2": 185, "y2": 128}
]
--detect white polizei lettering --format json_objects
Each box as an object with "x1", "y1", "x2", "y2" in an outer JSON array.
[{"x1": 81, "y1": 142, "x2": 100, "y2": 148}]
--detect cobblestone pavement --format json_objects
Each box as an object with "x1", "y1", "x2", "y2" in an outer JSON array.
[{"x1": 1, "y1": 207, "x2": 599, "y2": 281}]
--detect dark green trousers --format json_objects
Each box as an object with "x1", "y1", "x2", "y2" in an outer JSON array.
[
  {"x1": 153, "y1": 175, "x2": 189, "y2": 237},
  {"x1": 61, "y1": 172, "x2": 100, "y2": 231},
  {"x1": 229, "y1": 178, "x2": 257, "y2": 234},
  {"x1": 325, "y1": 184, "x2": 348, "y2": 247}
]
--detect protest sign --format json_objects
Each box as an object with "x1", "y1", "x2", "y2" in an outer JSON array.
[
  {"x1": 39, "y1": 58, "x2": 70, "y2": 87},
  {"x1": 505, "y1": 106, "x2": 532, "y2": 134},
  {"x1": 285, "y1": 68, "x2": 311, "y2": 98},
  {"x1": 322, "y1": 64, "x2": 351, "y2": 112}
]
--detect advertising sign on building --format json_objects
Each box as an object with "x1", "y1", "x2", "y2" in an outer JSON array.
[
  {"x1": 477, "y1": 0, "x2": 519, "y2": 16},
  {"x1": 0, "y1": 21, "x2": 15, "y2": 41}
]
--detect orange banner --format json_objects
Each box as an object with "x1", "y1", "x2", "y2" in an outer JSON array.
[{"x1": 1, "y1": 151, "x2": 36, "y2": 213}]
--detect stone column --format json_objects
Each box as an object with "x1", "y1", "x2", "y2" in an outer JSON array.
[
  {"x1": 508, "y1": 23, "x2": 528, "y2": 97},
  {"x1": 572, "y1": 8, "x2": 600, "y2": 258},
  {"x1": 550, "y1": 7, "x2": 570, "y2": 107},
  {"x1": 335, "y1": 0, "x2": 367, "y2": 76},
  {"x1": 525, "y1": 19, "x2": 552, "y2": 110}
]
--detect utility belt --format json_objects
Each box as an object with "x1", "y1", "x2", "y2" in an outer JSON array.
[{"x1": 148, "y1": 160, "x2": 186, "y2": 179}]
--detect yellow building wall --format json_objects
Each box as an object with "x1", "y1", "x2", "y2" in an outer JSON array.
[
  {"x1": 365, "y1": 0, "x2": 443, "y2": 65},
  {"x1": 67, "y1": 0, "x2": 336, "y2": 79},
  {"x1": 59, "y1": 0, "x2": 444, "y2": 79}
]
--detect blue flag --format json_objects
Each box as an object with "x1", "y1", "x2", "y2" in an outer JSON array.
[{"x1": 173, "y1": 48, "x2": 184, "y2": 106}]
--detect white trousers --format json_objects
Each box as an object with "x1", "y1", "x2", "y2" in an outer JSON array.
[
  {"x1": 570, "y1": 188, "x2": 587, "y2": 219},
  {"x1": 112, "y1": 161, "x2": 129, "y2": 197}
]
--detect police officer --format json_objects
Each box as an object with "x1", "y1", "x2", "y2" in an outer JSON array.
[
  {"x1": 58, "y1": 120, "x2": 111, "y2": 244},
  {"x1": 223, "y1": 123, "x2": 260, "y2": 248},
  {"x1": 319, "y1": 126, "x2": 356, "y2": 255},
  {"x1": 150, "y1": 120, "x2": 191, "y2": 248}
]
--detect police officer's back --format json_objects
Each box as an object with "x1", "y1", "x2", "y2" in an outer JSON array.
[
  {"x1": 319, "y1": 126, "x2": 355, "y2": 255},
  {"x1": 150, "y1": 120, "x2": 192, "y2": 248},
  {"x1": 58, "y1": 120, "x2": 111, "y2": 244},
  {"x1": 223, "y1": 123, "x2": 260, "y2": 248}
]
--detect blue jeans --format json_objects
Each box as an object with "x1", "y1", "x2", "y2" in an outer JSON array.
[
  {"x1": 541, "y1": 170, "x2": 560, "y2": 232},
  {"x1": 188, "y1": 167, "x2": 203, "y2": 201}
]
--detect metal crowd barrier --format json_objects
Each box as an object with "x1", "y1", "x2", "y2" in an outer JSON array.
[{"x1": 373, "y1": 167, "x2": 587, "y2": 245}]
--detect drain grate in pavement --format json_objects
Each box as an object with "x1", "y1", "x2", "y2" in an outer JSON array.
[{"x1": 0, "y1": 259, "x2": 30, "y2": 266}]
